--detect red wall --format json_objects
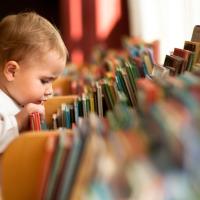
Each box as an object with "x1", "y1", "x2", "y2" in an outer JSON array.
[{"x1": 59, "y1": 0, "x2": 130, "y2": 63}]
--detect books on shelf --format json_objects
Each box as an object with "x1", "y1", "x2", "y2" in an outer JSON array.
[
  {"x1": 163, "y1": 55, "x2": 186, "y2": 75},
  {"x1": 3, "y1": 71, "x2": 200, "y2": 200},
  {"x1": 184, "y1": 40, "x2": 200, "y2": 64},
  {"x1": 3, "y1": 25, "x2": 200, "y2": 200},
  {"x1": 30, "y1": 112, "x2": 42, "y2": 131}
]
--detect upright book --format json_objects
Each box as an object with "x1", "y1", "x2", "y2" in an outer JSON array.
[{"x1": 191, "y1": 25, "x2": 200, "y2": 42}]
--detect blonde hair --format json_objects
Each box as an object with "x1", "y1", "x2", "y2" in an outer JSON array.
[{"x1": 0, "y1": 11, "x2": 67, "y2": 65}]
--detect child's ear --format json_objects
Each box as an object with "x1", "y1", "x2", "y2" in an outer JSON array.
[{"x1": 3, "y1": 61, "x2": 20, "y2": 81}]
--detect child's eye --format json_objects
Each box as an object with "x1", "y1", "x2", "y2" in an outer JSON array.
[{"x1": 40, "y1": 79, "x2": 50, "y2": 84}]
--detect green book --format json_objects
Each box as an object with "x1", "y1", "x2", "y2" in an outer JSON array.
[
  {"x1": 116, "y1": 68, "x2": 132, "y2": 106},
  {"x1": 101, "y1": 82, "x2": 112, "y2": 110},
  {"x1": 103, "y1": 79, "x2": 115, "y2": 109}
]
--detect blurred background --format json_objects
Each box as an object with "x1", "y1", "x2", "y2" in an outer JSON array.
[{"x1": 0, "y1": 0, "x2": 199, "y2": 65}]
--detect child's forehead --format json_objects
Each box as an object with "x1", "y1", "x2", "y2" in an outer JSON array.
[
  {"x1": 19, "y1": 50, "x2": 66, "y2": 73},
  {"x1": 22, "y1": 49, "x2": 65, "y2": 63}
]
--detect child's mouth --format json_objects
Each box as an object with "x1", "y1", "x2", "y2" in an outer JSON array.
[{"x1": 35, "y1": 100, "x2": 45, "y2": 104}]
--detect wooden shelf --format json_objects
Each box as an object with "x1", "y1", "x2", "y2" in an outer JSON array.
[{"x1": 44, "y1": 95, "x2": 78, "y2": 128}]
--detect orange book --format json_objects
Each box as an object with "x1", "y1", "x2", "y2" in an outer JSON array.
[{"x1": 37, "y1": 134, "x2": 58, "y2": 200}]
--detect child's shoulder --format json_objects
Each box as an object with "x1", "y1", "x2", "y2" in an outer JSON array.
[{"x1": 0, "y1": 90, "x2": 20, "y2": 114}]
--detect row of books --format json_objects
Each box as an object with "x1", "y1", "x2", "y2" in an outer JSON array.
[
  {"x1": 30, "y1": 112, "x2": 47, "y2": 131},
  {"x1": 52, "y1": 35, "x2": 160, "y2": 97},
  {"x1": 26, "y1": 26, "x2": 200, "y2": 200},
  {"x1": 32, "y1": 113, "x2": 144, "y2": 200},
  {"x1": 30, "y1": 82, "x2": 115, "y2": 130},
  {"x1": 137, "y1": 72, "x2": 200, "y2": 153},
  {"x1": 105, "y1": 72, "x2": 200, "y2": 199},
  {"x1": 32, "y1": 26, "x2": 200, "y2": 131},
  {"x1": 36, "y1": 70, "x2": 200, "y2": 199},
  {"x1": 30, "y1": 70, "x2": 200, "y2": 199},
  {"x1": 163, "y1": 25, "x2": 200, "y2": 75}
]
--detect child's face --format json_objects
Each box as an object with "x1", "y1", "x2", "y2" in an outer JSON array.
[{"x1": 8, "y1": 50, "x2": 66, "y2": 106}]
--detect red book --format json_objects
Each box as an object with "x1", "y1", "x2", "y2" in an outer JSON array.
[
  {"x1": 30, "y1": 112, "x2": 41, "y2": 131},
  {"x1": 173, "y1": 48, "x2": 192, "y2": 71}
]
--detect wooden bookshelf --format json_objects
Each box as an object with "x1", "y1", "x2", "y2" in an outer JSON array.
[
  {"x1": 52, "y1": 76, "x2": 72, "y2": 96},
  {"x1": 44, "y1": 95, "x2": 78, "y2": 128},
  {"x1": 1, "y1": 131, "x2": 58, "y2": 200}
]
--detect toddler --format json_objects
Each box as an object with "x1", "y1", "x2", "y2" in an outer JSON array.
[{"x1": 0, "y1": 12, "x2": 67, "y2": 152}]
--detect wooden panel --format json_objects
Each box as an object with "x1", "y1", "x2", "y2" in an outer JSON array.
[
  {"x1": 1, "y1": 131, "x2": 58, "y2": 200},
  {"x1": 52, "y1": 76, "x2": 72, "y2": 96}
]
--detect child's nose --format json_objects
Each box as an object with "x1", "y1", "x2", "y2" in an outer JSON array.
[{"x1": 44, "y1": 84, "x2": 53, "y2": 96}]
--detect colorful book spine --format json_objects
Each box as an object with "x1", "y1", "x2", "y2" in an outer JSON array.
[{"x1": 30, "y1": 112, "x2": 41, "y2": 131}]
